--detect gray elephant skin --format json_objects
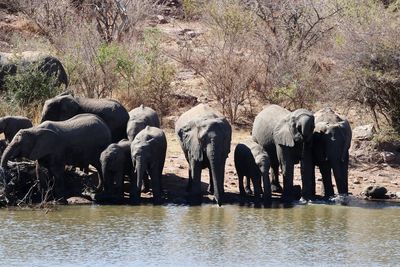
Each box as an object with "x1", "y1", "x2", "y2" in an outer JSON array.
[
  {"x1": 252, "y1": 104, "x2": 315, "y2": 201},
  {"x1": 1, "y1": 114, "x2": 111, "y2": 200},
  {"x1": 127, "y1": 105, "x2": 160, "y2": 141},
  {"x1": 175, "y1": 104, "x2": 232, "y2": 206},
  {"x1": 100, "y1": 139, "x2": 133, "y2": 199},
  {"x1": 41, "y1": 93, "x2": 129, "y2": 142},
  {"x1": 312, "y1": 108, "x2": 352, "y2": 198},
  {"x1": 0, "y1": 116, "x2": 33, "y2": 143},
  {"x1": 130, "y1": 126, "x2": 167, "y2": 204},
  {"x1": 0, "y1": 51, "x2": 68, "y2": 88},
  {"x1": 234, "y1": 140, "x2": 271, "y2": 202}
]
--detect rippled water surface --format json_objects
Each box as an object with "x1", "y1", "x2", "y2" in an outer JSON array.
[{"x1": 0, "y1": 203, "x2": 399, "y2": 266}]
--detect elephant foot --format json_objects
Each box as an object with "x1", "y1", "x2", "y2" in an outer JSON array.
[
  {"x1": 187, "y1": 194, "x2": 202, "y2": 206},
  {"x1": 271, "y1": 183, "x2": 283, "y2": 193}
]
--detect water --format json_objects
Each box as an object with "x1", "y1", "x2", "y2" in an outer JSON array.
[{"x1": 0, "y1": 203, "x2": 399, "y2": 267}]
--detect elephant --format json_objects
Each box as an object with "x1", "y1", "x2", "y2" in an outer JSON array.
[
  {"x1": 100, "y1": 139, "x2": 133, "y2": 199},
  {"x1": 175, "y1": 104, "x2": 232, "y2": 206},
  {"x1": 127, "y1": 105, "x2": 160, "y2": 141},
  {"x1": 234, "y1": 139, "x2": 271, "y2": 203},
  {"x1": 0, "y1": 116, "x2": 33, "y2": 143},
  {"x1": 252, "y1": 104, "x2": 315, "y2": 202},
  {"x1": 0, "y1": 51, "x2": 68, "y2": 89},
  {"x1": 312, "y1": 108, "x2": 352, "y2": 198},
  {"x1": 40, "y1": 92, "x2": 129, "y2": 142},
  {"x1": 0, "y1": 113, "x2": 112, "y2": 200},
  {"x1": 130, "y1": 126, "x2": 167, "y2": 204}
]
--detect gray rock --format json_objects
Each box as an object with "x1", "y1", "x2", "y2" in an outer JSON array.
[
  {"x1": 380, "y1": 151, "x2": 397, "y2": 163},
  {"x1": 396, "y1": 192, "x2": 400, "y2": 198},
  {"x1": 353, "y1": 124, "x2": 376, "y2": 140},
  {"x1": 363, "y1": 185, "x2": 388, "y2": 199}
]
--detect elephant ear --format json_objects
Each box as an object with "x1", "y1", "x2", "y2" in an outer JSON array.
[
  {"x1": 29, "y1": 129, "x2": 59, "y2": 160},
  {"x1": 178, "y1": 123, "x2": 203, "y2": 161},
  {"x1": 339, "y1": 120, "x2": 352, "y2": 161},
  {"x1": 273, "y1": 115, "x2": 295, "y2": 147}
]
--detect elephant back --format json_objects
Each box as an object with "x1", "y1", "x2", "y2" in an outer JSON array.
[
  {"x1": 175, "y1": 103, "x2": 224, "y2": 134},
  {"x1": 252, "y1": 104, "x2": 290, "y2": 147}
]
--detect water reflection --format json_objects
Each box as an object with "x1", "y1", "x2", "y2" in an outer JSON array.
[{"x1": 0, "y1": 204, "x2": 399, "y2": 266}]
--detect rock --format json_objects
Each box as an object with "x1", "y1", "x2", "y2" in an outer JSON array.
[
  {"x1": 353, "y1": 178, "x2": 361, "y2": 184},
  {"x1": 353, "y1": 124, "x2": 376, "y2": 140},
  {"x1": 363, "y1": 185, "x2": 388, "y2": 199},
  {"x1": 396, "y1": 192, "x2": 400, "y2": 198},
  {"x1": 156, "y1": 15, "x2": 168, "y2": 24}
]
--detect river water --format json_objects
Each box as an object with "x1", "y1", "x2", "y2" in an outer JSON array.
[{"x1": 0, "y1": 203, "x2": 399, "y2": 267}]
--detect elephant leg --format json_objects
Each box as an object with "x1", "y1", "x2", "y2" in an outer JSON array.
[
  {"x1": 319, "y1": 164, "x2": 334, "y2": 198},
  {"x1": 149, "y1": 165, "x2": 162, "y2": 204},
  {"x1": 114, "y1": 171, "x2": 124, "y2": 199},
  {"x1": 270, "y1": 162, "x2": 282, "y2": 193},
  {"x1": 189, "y1": 160, "x2": 202, "y2": 204},
  {"x1": 238, "y1": 173, "x2": 245, "y2": 196},
  {"x1": 245, "y1": 176, "x2": 253, "y2": 195},
  {"x1": 251, "y1": 174, "x2": 262, "y2": 200},
  {"x1": 142, "y1": 173, "x2": 150, "y2": 193},
  {"x1": 277, "y1": 146, "x2": 294, "y2": 202},
  {"x1": 49, "y1": 164, "x2": 67, "y2": 203},
  {"x1": 186, "y1": 168, "x2": 193, "y2": 192},
  {"x1": 332, "y1": 158, "x2": 348, "y2": 195},
  {"x1": 208, "y1": 168, "x2": 214, "y2": 194},
  {"x1": 262, "y1": 172, "x2": 272, "y2": 203},
  {"x1": 300, "y1": 147, "x2": 315, "y2": 200}
]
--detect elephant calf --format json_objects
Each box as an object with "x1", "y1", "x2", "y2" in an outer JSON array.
[
  {"x1": 234, "y1": 140, "x2": 271, "y2": 202},
  {"x1": 1, "y1": 114, "x2": 112, "y2": 201},
  {"x1": 0, "y1": 116, "x2": 33, "y2": 143},
  {"x1": 127, "y1": 105, "x2": 160, "y2": 141},
  {"x1": 313, "y1": 108, "x2": 352, "y2": 198},
  {"x1": 130, "y1": 126, "x2": 167, "y2": 204},
  {"x1": 100, "y1": 139, "x2": 133, "y2": 199}
]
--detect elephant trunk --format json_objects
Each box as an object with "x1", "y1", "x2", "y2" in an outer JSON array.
[
  {"x1": 208, "y1": 146, "x2": 224, "y2": 206},
  {"x1": 332, "y1": 161, "x2": 348, "y2": 195},
  {"x1": 1, "y1": 143, "x2": 19, "y2": 168},
  {"x1": 133, "y1": 157, "x2": 145, "y2": 201}
]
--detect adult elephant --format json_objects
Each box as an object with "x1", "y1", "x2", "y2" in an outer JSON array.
[
  {"x1": 0, "y1": 51, "x2": 68, "y2": 89},
  {"x1": 41, "y1": 93, "x2": 129, "y2": 142},
  {"x1": 175, "y1": 104, "x2": 232, "y2": 206},
  {"x1": 127, "y1": 105, "x2": 160, "y2": 141},
  {"x1": 252, "y1": 104, "x2": 315, "y2": 202},
  {"x1": 1, "y1": 114, "x2": 111, "y2": 200},
  {"x1": 312, "y1": 108, "x2": 352, "y2": 198}
]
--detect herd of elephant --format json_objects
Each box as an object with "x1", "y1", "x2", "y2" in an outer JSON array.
[{"x1": 0, "y1": 90, "x2": 352, "y2": 206}]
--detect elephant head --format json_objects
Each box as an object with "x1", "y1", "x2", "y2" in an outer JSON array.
[
  {"x1": 100, "y1": 144, "x2": 126, "y2": 195},
  {"x1": 41, "y1": 92, "x2": 79, "y2": 123},
  {"x1": 127, "y1": 121, "x2": 146, "y2": 142},
  {"x1": 273, "y1": 109, "x2": 315, "y2": 147},
  {"x1": 130, "y1": 141, "x2": 152, "y2": 201},
  {"x1": 178, "y1": 117, "x2": 231, "y2": 206},
  {"x1": 254, "y1": 153, "x2": 271, "y2": 201},
  {"x1": 1, "y1": 128, "x2": 58, "y2": 168}
]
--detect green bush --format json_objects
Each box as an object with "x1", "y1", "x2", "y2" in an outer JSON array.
[{"x1": 4, "y1": 64, "x2": 61, "y2": 107}]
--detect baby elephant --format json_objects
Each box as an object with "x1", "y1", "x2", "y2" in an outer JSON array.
[
  {"x1": 130, "y1": 126, "x2": 167, "y2": 204},
  {"x1": 0, "y1": 116, "x2": 33, "y2": 143},
  {"x1": 234, "y1": 140, "x2": 271, "y2": 202},
  {"x1": 100, "y1": 139, "x2": 133, "y2": 199}
]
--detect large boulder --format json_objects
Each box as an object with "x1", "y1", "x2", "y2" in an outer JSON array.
[
  {"x1": 363, "y1": 185, "x2": 388, "y2": 199},
  {"x1": 353, "y1": 124, "x2": 376, "y2": 140}
]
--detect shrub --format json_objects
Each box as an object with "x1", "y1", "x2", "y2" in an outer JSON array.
[
  {"x1": 331, "y1": 0, "x2": 400, "y2": 133},
  {"x1": 4, "y1": 64, "x2": 60, "y2": 108}
]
